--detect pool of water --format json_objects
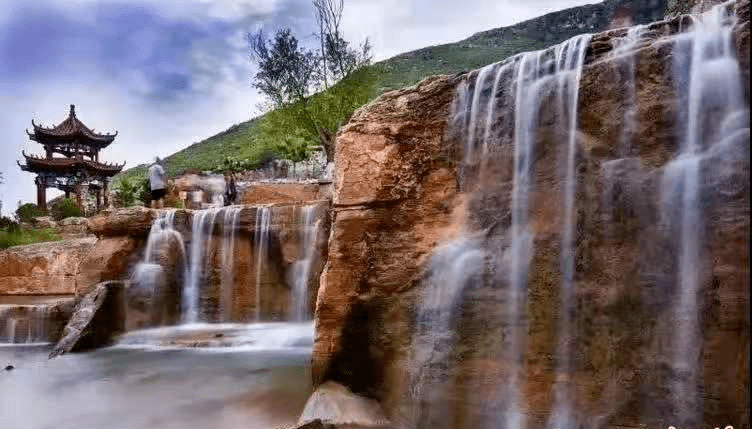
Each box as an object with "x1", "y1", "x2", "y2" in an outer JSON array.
[{"x1": 0, "y1": 322, "x2": 313, "y2": 429}]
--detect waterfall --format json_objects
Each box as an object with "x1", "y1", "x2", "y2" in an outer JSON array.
[
  {"x1": 611, "y1": 25, "x2": 647, "y2": 157},
  {"x1": 130, "y1": 210, "x2": 186, "y2": 326},
  {"x1": 663, "y1": 3, "x2": 747, "y2": 426},
  {"x1": 219, "y1": 206, "x2": 243, "y2": 320},
  {"x1": 409, "y1": 239, "x2": 485, "y2": 425},
  {"x1": 0, "y1": 304, "x2": 51, "y2": 343},
  {"x1": 184, "y1": 208, "x2": 221, "y2": 323},
  {"x1": 291, "y1": 205, "x2": 319, "y2": 321},
  {"x1": 133, "y1": 210, "x2": 185, "y2": 290},
  {"x1": 254, "y1": 206, "x2": 272, "y2": 322},
  {"x1": 549, "y1": 33, "x2": 591, "y2": 429}
]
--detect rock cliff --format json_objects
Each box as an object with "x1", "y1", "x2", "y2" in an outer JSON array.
[{"x1": 313, "y1": 2, "x2": 749, "y2": 427}]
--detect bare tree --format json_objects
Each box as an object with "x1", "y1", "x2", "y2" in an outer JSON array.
[{"x1": 312, "y1": 0, "x2": 371, "y2": 84}]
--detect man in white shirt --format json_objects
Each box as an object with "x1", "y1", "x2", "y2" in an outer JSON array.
[{"x1": 147, "y1": 157, "x2": 166, "y2": 209}]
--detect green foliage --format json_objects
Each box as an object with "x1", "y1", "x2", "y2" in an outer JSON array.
[
  {"x1": 248, "y1": 28, "x2": 319, "y2": 106},
  {"x1": 254, "y1": 67, "x2": 380, "y2": 164},
  {"x1": 113, "y1": 176, "x2": 151, "y2": 207},
  {"x1": 49, "y1": 198, "x2": 83, "y2": 220},
  {"x1": 0, "y1": 216, "x2": 59, "y2": 249},
  {"x1": 114, "y1": 0, "x2": 667, "y2": 180},
  {"x1": 15, "y1": 203, "x2": 44, "y2": 223}
]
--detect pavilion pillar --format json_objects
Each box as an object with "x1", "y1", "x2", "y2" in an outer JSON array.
[
  {"x1": 103, "y1": 180, "x2": 110, "y2": 208},
  {"x1": 35, "y1": 177, "x2": 47, "y2": 211},
  {"x1": 75, "y1": 183, "x2": 88, "y2": 215}
]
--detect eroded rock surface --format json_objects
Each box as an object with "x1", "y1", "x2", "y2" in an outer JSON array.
[
  {"x1": 0, "y1": 237, "x2": 97, "y2": 295},
  {"x1": 49, "y1": 281, "x2": 126, "y2": 358},
  {"x1": 313, "y1": 3, "x2": 749, "y2": 428}
]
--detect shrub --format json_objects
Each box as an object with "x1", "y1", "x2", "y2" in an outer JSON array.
[
  {"x1": 113, "y1": 176, "x2": 150, "y2": 207},
  {"x1": 15, "y1": 203, "x2": 45, "y2": 223},
  {"x1": 50, "y1": 198, "x2": 83, "y2": 220}
]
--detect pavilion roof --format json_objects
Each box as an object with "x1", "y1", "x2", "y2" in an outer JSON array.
[
  {"x1": 27, "y1": 105, "x2": 117, "y2": 148},
  {"x1": 18, "y1": 151, "x2": 125, "y2": 177}
]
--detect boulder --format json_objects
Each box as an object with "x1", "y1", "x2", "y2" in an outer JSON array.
[
  {"x1": 0, "y1": 237, "x2": 97, "y2": 295},
  {"x1": 297, "y1": 382, "x2": 391, "y2": 429},
  {"x1": 76, "y1": 236, "x2": 142, "y2": 296},
  {"x1": 88, "y1": 206, "x2": 155, "y2": 237},
  {"x1": 49, "y1": 281, "x2": 126, "y2": 358}
]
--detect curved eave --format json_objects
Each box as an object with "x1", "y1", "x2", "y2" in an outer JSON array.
[
  {"x1": 30, "y1": 119, "x2": 117, "y2": 147},
  {"x1": 20, "y1": 152, "x2": 125, "y2": 177}
]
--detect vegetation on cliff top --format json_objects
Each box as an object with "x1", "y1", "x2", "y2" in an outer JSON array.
[{"x1": 114, "y1": 0, "x2": 667, "y2": 183}]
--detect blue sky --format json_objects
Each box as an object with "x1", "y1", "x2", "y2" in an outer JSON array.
[{"x1": 0, "y1": 0, "x2": 596, "y2": 215}]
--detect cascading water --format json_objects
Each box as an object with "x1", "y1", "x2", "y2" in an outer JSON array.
[
  {"x1": 254, "y1": 206, "x2": 272, "y2": 322},
  {"x1": 610, "y1": 25, "x2": 646, "y2": 157},
  {"x1": 431, "y1": 31, "x2": 594, "y2": 428},
  {"x1": 130, "y1": 210, "x2": 186, "y2": 327},
  {"x1": 290, "y1": 205, "x2": 319, "y2": 321},
  {"x1": 549, "y1": 33, "x2": 591, "y2": 429},
  {"x1": 0, "y1": 305, "x2": 50, "y2": 343},
  {"x1": 219, "y1": 206, "x2": 243, "y2": 320},
  {"x1": 184, "y1": 208, "x2": 221, "y2": 323},
  {"x1": 409, "y1": 238, "x2": 485, "y2": 426},
  {"x1": 662, "y1": 3, "x2": 748, "y2": 426}
]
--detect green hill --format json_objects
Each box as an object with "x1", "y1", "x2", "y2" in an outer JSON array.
[{"x1": 116, "y1": 0, "x2": 668, "y2": 184}]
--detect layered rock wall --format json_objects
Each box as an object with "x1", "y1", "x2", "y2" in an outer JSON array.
[{"x1": 313, "y1": 3, "x2": 750, "y2": 427}]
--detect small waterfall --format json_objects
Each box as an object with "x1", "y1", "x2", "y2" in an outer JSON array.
[
  {"x1": 0, "y1": 304, "x2": 51, "y2": 343},
  {"x1": 254, "y1": 206, "x2": 272, "y2": 322},
  {"x1": 132, "y1": 211, "x2": 185, "y2": 296},
  {"x1": 610, "y1": 25, "x2": 647, "y2": 157},
  {"x1": 410, "y1": 239, "x2": 485, "y2": 426},
  {"x1": 663, "y1": 4, "x2": 747, "y2": 426},
  {"x1": 219, "y1": 206, "x2": 243, "y2": 320},
  {"x1": 290, "y1": 205, "x2": 319, "y2": 321},
  {"x1": 184, "y1": 208, "x2": 221, "y2": 323}
]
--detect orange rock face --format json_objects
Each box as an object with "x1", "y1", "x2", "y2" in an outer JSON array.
[
  {"x1": 313, "y1": 75, "x2": 467, "y2": 394},
  {"x1": 313, "y1": 3, "x2": 750, "y2": 428},
  {"x1": 0, "y1": 236, "x2": 142, "y2": 297},
  {"x1": 0, "y1": 237, "x2": 97, "y2": 295}
]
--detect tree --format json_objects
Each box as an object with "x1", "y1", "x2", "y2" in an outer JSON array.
[
  {"x1": 248, "y1": 2, "x2": 374, "y2": 166},
  {"x1": 248, "y1": 28, "x2": 319, "y2": 107},
  {"x1": 313, "y1": 0, "x2": 372, "y2": 84}
]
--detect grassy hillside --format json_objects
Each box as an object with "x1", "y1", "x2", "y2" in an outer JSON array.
[
  {"x1": 115, "y1": 0, "x2": 666, "y2": 183},
  {"x1": 114, "y1": 117, "x2": 266, "y2": 185}
]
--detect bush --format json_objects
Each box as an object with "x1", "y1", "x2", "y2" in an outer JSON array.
[
  {"x1": 50, "y1": 198, "x2": 83, "y2": 220},
  {"x1": 15, "y1": 203, "x2": 45, "y2": 223},
  {"x1": 113, "y1": 176, "x2": 150, "y2": 207}
]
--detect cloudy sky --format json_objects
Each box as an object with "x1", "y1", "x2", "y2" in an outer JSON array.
[{"x1": 0, "y1": 0, "x2": 597, "y2": 215}]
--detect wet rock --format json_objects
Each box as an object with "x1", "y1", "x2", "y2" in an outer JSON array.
[
  {"x1": 77, "y1": 236, "x2": 142, "y2": 296},
  {"x1": 313, "y1": 3, "x2": 750, "y2": 428},
  {"x1": 49, "y1": 281, "x2": 126, "y2": 358}
]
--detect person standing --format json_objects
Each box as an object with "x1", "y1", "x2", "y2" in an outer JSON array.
[
  {"x1": 224, "y1": 171, "x2": 237, "y2": 206},
  {"x1": 148, "y1": 157, "x2": 167, "y2": 209}
]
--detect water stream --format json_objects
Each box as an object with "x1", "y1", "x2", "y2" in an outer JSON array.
[{"x1": 663, "y1": 4, "x2": 748, "y2": 426}]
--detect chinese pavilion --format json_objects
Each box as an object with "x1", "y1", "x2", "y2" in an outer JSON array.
[{"x1": 18, "y1": 105, "x2": 124, "y2": 211}]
